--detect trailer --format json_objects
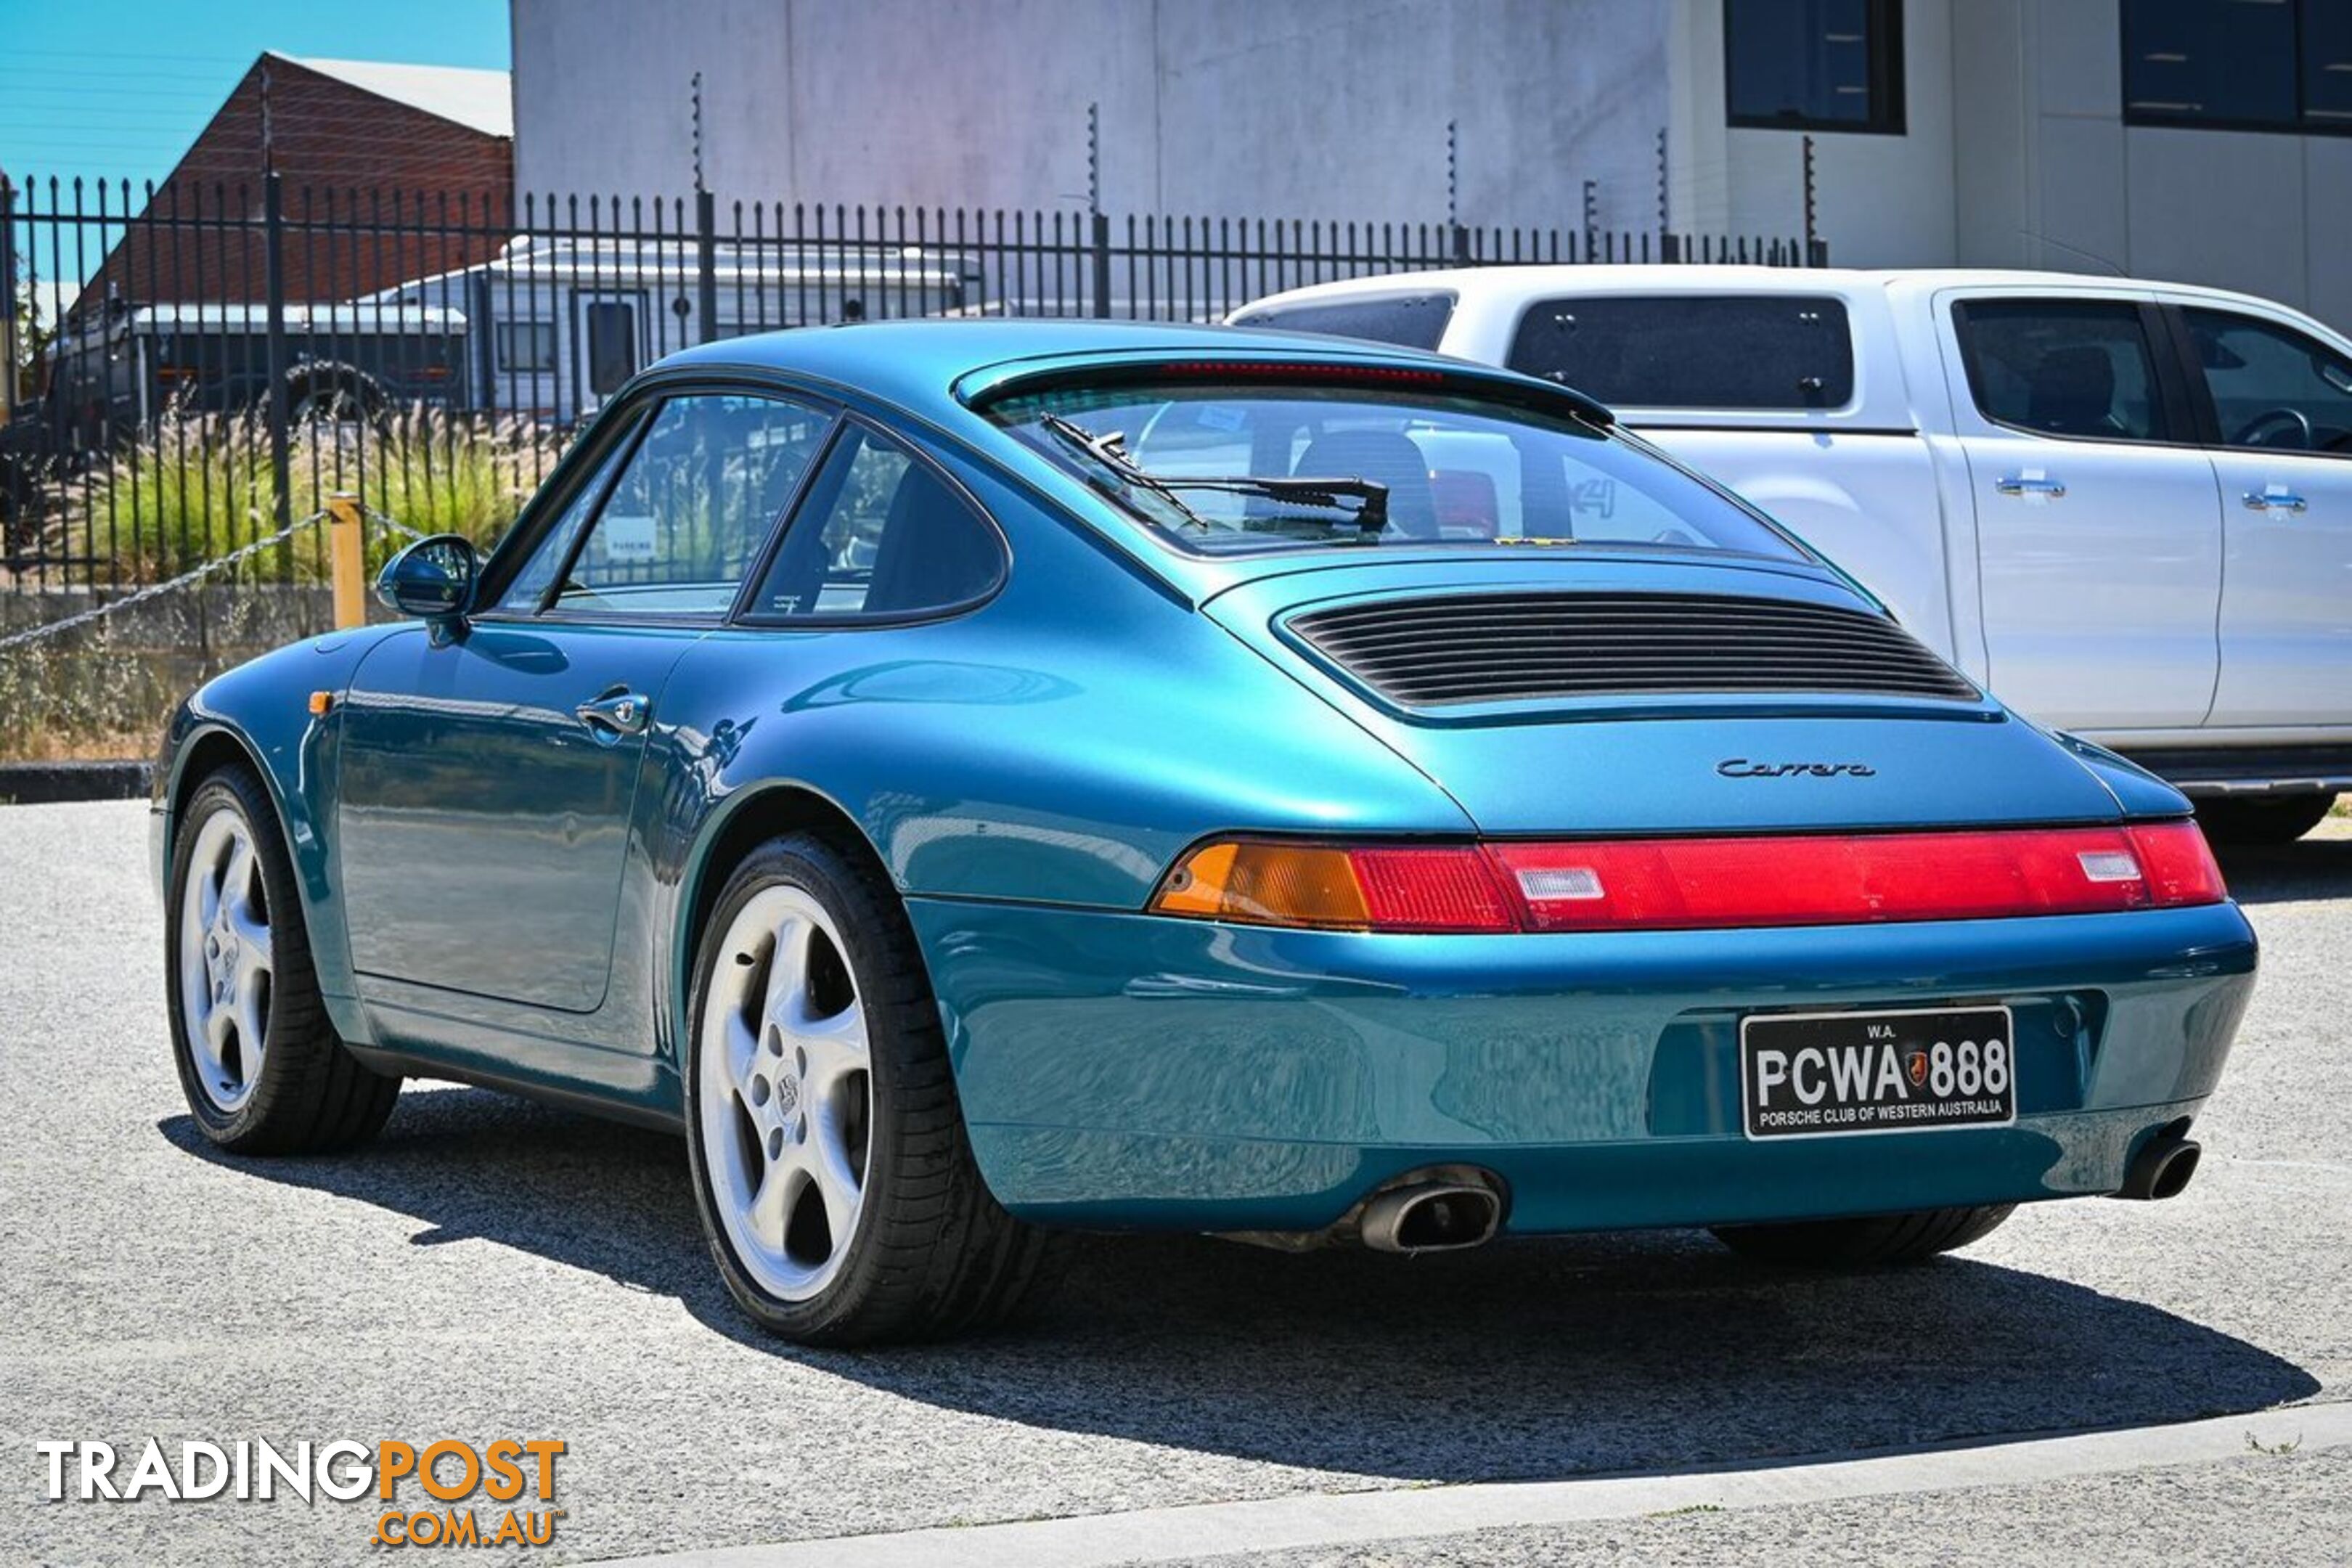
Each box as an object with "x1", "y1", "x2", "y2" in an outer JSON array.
[
  {"x1": 4, "y1": 301, "x2": 467, "y2": 540},
  {"x1": 42, "y1": 301, "x2": 470, "y2": 441},
  {"x1": 366, "y1": 235, "x2": 985, "y2": 424}
]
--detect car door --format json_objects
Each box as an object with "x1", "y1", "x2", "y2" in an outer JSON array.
[
  {"x1": 336, "y1": 388, "x2": 834, "y2": 1017},
  {"x1": 2170, "y1": 302, "x2": 2352, "y2": 731},
  {"x1": 1938, "y1": 291, "x2": 2224, "y2": 732}
]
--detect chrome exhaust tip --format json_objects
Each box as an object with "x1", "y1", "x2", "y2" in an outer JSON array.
[
  {"x1": 2116, "y1": 1120, "x2": 2202, "y2": 1201},
  {"x1": 1360, "y1": 1180, "x2": 1502, "y2": 1254}
]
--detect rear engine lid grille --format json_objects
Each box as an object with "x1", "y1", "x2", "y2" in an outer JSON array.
[{"x1": 1287, "y1": 591, "x2": 1980, "y2": 708}]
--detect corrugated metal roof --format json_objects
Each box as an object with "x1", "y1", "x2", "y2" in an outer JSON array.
[{"x1": 274, "y1": 52, "x2": 512, "y2": 139}]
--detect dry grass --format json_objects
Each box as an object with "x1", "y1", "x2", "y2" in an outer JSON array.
[
  {"x1": 17, "y1": 404, "x2": 562, "y2": 586},
  {"x1": 0, "y1": 406, "x2": 569, "y2": 761}
]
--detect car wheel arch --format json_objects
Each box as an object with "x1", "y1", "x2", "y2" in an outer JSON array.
[
  {"x1": 164, "y1": 720, "x2": 354, "y2": 992},
  {"x1": 669, "y1": 782, "x2": 909, "y2": 1067},
  {"x1": 169, "y1": 725, "x2": 291, "y2": 859}
]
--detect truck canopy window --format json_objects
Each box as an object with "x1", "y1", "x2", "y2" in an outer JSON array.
[{"x1": 1506, "y1": 295, "x2": 1855, "y2": 411}]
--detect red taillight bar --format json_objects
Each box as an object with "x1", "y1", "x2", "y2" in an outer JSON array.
[
  {"x1": 1490, "y1": 822, "x2": 2226, "y2": 931},
  {"x1": 1148, "y1": 822, "x2": 2228, "y2": 934}
]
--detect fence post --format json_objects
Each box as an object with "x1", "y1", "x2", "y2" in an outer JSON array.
[
  {"x1": 1, "y1": 174, "x2": 17, "y2": 418},
  {"x1": 327, "y1": 492, "x2": 367, "y2": 629},
  {"x1": 1801, "y1": 134, "x2": 1824, "y2": 266},
  {"x1": 261, "y1": 171, "x2": 293, "y2": 536},
  {"x1": 1089, "y1": 211, "x2": 1112, "y2": 319},
  {"x1": 695, "y1": 188, "x2": 720, "y2": 344}
]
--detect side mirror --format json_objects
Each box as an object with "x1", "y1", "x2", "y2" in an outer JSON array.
[{"x1": 376, "y1": 534, "x2": 479, "y2": 625}]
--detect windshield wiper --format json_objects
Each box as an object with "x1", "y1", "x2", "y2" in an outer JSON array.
[
  {"x1": 1037, "y1": 415, "x2": 1390, "y2": 539},
  {"x1": 1037, "y1": 415, "x2": 1212, "y2": 531}
]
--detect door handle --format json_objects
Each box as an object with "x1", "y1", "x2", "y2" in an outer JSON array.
[
  {"x1": 574, "y1": 690, "x2": 651, "y2": 736},
  {"x1": 2242, "y1": 489, "x2": 2308, "y2": 513},
  {"x1": 1994, "y1": 475, "x2": 2067, "y2": 498}
]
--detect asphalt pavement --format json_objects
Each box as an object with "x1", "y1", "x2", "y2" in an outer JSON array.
[{"x1": 1, "y1": 802, "x2": 2345, "y2": 1567}]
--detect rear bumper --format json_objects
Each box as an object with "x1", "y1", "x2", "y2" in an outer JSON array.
[{"x1": 907, "y1": 897, "x2": 2258, "y2": 1233}]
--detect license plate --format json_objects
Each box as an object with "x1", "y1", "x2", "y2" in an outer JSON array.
[{"x1": 1739, "y1": 1005, "x2": 2015, "y2": 1140}]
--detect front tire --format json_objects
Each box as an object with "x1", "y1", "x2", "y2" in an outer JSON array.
[
  {"x1": 1710, "y1": 1204, "x2": 2014, "y2": 1267},
  {"x1": 166, "y1": 766, "x2": 400, "y2": 1153},
  {"x1": 2196, "y1": 792, "x2": 2336, "y2": 845},
  {"x1": 683, "y1": 832, "x2": 1061, "y2": 1344}
]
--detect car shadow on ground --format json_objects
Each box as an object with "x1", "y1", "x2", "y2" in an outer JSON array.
[
  {"x1": 161, "y1": 1088, "x2": 2321, "y2": 1483},
  {"x1": 2213, "y1": 831, "x2": 2352, "y2": 906}
]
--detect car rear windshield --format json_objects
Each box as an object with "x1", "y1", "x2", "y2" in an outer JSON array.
[
  {"x1": 1506, "y1": 295, "x2": 1855, "y2": 410},
  {"x1": 1228, "y1": 293, "x2": 1456, "y2": 351},
  {"x1": 984, "y1": 375, "x2": 1810, "y2": 560}
]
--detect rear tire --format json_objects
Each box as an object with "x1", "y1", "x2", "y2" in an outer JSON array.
[
  {"x1": 1710, "y1": 1204, "x2": 2014, "y2": 1267},
  {"x1": 2195, "y1": 793, "x2": 2336, "y2": 845},
  {"x1": 166, "y1": 765, "x2": 401, "y2": 1154},
  {"x1": 683, "y1": 831, "x2": 1063, "y2": 1344}
]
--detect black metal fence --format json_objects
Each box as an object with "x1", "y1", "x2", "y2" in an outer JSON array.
[{"x1": 2, "y1": 171, "x2": 1819, "y2": 597}]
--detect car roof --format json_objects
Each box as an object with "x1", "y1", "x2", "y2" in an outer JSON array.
[
  {"x1": 1236, "y1": 264, "x2": 2320, "y2": 321},
  {"x1": 652, "y1": 317, "x2": 1486, "y2": 414},
  {"x1": 647, "y1": 317, "x2": 1673, "y2": 608}
]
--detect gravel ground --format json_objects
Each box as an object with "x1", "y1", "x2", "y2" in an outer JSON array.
[{"x1": 1, "y1": 803, "x2": 2345, "y2": 1567}]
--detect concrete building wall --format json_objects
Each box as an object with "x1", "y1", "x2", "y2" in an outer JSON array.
[
  {"x1": 1950, "y1": 0, "x2": 2351, "y2": 327},
  {"x1": 511, "y1": 0, "x2": 1671, "y2": 230},
  {"x1": 511, "y1": 0, "x2": 2350, "y2": 324}
]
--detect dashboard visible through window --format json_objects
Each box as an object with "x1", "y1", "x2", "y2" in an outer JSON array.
[{"x1": 2184, "y1": 308, "x2": 2352, "y2": 453}]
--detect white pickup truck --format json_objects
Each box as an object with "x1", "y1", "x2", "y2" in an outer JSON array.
[{"x1": 1233, "y1": 266, "x2": 2352, "y2": 841}]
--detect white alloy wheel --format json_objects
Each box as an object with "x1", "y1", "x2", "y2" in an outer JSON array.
[
  {"x1": 695, "y1": 884, "x2": 874, "y2": 1302},
  {"x1": 176, "y1": 804, "x2": 275, "y2": 1114}
]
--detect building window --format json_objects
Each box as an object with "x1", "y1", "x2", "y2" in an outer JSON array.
[
  {"x1": 2123, "y1": 0, "x2": 2352, "y2": 134},
  {"x1": 2306, "y1": 1, "x2": 2352, "y2": 126},
  {"x1": 1724, "y1": 0, "x2": 1906, "y2": 135},
  {"x1": 496, "y1": 322, "x2": 556, "y2": 373}
]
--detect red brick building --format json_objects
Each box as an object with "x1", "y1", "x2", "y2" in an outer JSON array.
[{"x1": 83, "y1": 52, "x2": 513, "y2": 317}]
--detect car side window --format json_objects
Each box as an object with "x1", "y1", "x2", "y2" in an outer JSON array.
[
  {"x1": 491, "y1": 417, "x2": 642, "y2": 613},
  {"x1": 2182, "y1": 308, "x2": 2352, "y2": 454},
  {"x1": 746, "y1": 425, "x2": 1003, "y2": 620},
  {"x1": 1955, "y1": 300, "x2": 2165, "y2": 442},
  {"x1": 550, "y1": 393, "x2": 832, "y2": 618}
]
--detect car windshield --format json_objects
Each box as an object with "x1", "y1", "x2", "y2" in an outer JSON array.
[{"x1": 986, "y1": 377, "x2": 1809, "y2": 560}]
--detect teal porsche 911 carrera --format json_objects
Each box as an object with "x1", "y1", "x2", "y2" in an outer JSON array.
[{"x1": 155, "y1": 321, "x2": 2255, "y2": 1344}]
